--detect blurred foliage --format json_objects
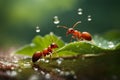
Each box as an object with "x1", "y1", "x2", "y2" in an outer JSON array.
[{"x1": 0, "y1": 0, "x2": 120, "y2": 48}]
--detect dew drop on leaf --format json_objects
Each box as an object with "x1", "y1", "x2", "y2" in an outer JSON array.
[
  {"x1": 6, "y1": 71, "x2": 17, "y2": 77},
  {"x1": 33, "y1": 67, "x2": 38, "y2": 71},
  {"x1": 108, "y1": 41, "x2": 114, "y2": 48},
  {"x1": 53, "y1": 16, "x2": 60, "y2": 24},
  {"x1": 41, "y1": 71, "x2": 45, "y2": 75},
  {"x1": 18, "y1": 69, "x2": 22, "y2": 72},
  {"x1": 45, "y1": 59, "x2": 49, "y2": 63},
  {"x1": 56, "y1": 58, "x2": 64, "y2": 65},
  {"x1": 45, "y1": 73, "x2": 51, "y2": 79}
]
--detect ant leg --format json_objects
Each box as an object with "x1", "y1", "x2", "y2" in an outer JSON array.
[
  {"x1": 50, "y1": 54, "x2": 52, "y2": 62},
  {"x1": 71, "y1": 36, "x2": 75, "y2": 42}
]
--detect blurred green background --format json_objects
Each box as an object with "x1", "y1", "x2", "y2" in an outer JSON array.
[{"x1": 0, "y1": 0, "x2": 120, "y2": 49}]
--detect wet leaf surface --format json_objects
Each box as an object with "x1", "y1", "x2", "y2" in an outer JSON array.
[{"x1": 0, "y1": 32, "x2": 120, "y2": 80}]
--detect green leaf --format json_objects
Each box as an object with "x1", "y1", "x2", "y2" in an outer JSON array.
[
  {"x1": 15, "y1": 33, "x2": 120, "y2": 58},
  {"x1": 53, "y1": 34, "x2": 120, "y2": 57},
  {"x1": 15, "y1": 32, "x2": 65, "y2": 56}
]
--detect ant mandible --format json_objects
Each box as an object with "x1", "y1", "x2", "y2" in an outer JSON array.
[{"x1": 57, "y1": 21, "x2": 92, "y2": 41}]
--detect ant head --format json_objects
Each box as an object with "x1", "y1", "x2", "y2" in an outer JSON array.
[
  {"x1": 67, "y1": 28, "x2": 74, "y2": 34},
  {"x1": 50, "y1": 43, "x2": 58, "y2": 49}
]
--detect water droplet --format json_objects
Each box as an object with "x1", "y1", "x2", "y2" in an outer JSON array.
[
  {"x1": 29, "y1": 74, "x2": 39, "y2": 80},
  {"x1": 23, "y1": 62, "x2": 31, "y2": 68},
  {"x1": 30, "y1": 43, "x2": 35, "y2": 47},
  {"x1": 6, "y1": 71, "x2": 17, "y2": 77},
  {"x1": 65, "y1": 71, "x2": 70, "y2": 76},
  {"x1": 55, "y1": 68, "x2": 61, "y2": 73},
  {"x1": 112, "y1": 75, "x2": 118, "y2": 80},
  {"x1": 45, "y1": 59, "x2": 49, "y2": 63},
  {"x1": 36, "y1": 26, "x2": 40, "y2": 33},
  {"x1": 73, "y1": 75, "x2": 77, "y2": 79},
  {"x1": 98, "y1": 43, "x2": 102, "y2": 47},
  {"x1": 56, "y1": 58, "x2": 64, "y2": 65},
  {"x1": 108, "y1": 42, "x2": 114, "y2": 48},
  {"x1": 73, "y1": 59, "x2": 76, "y2": 62},
  {"x1": 91, "y1": 45, "x2": 94, "y2": 48},
  {"x1": 18, "y1": 69, "x2": 22, "y2": 72},
  {"x1": 40, "y1": 71, "x2": 45, "y2": 75},
  {"x1": 78, "y1": 8, "x2": 83, "y2": 11},
  {"x1": 88, "y1": 18, "x2": 92, "y2": 21},
  {"x1": 78, "y1": 8, "x2": 83, "y2": 15},
  {"x1": 40, "y1": 58, "x2": 45, "y2": 62},
  {"x1": 53, "y1": 16, "x2": 60, "y2": 24},
  {"x1": 45, "y1": 73, "x2": 51, "y2": 79},
  {"x1": 78, "y1": 11, "x2": 83, "y2": 15},
  {"x1": 33, "y1": 67, "x2": 38, "y2": 71},
  {"x1": 87, "y1": 15, "x2": 92, "y2": 21},
  {"x1": 60, "y1": 71, "x2": 64, "y2": 75}
]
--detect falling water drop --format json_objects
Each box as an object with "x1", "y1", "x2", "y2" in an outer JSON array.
[
  {"x1": 87, "y1": 15, "x2": 92, "y2": 21},
  {"x1": 78, "y1": 8, "x2": 83, "y2": 11},
  {"x1": 53, "y1": 16, "x2": 60, "y2": 24},
  {"x1": 78, "y1": 12, "x2": 83, "y2": 15},
  {"x1": 36, "y1": 26, "x2": 40, "y2": 33},
  {"x1": 78, "y1": 8, "x2": 83, "y2": 15}
]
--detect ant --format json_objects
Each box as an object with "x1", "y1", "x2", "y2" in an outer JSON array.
[
  {"x1": 57, "y1": 21, "x2": 92, "y2": 41},
  {"x1": 32, "y1": 34, "x2": 58, "y2": 63}
]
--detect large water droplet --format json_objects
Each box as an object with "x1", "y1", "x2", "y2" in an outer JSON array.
[
  {"x1": 53, "y1": 16, "x2": 60, "y2": 24},
  {"x1": 36, "y1": 26, "x2": 40, "y2": 33},
  {"x1": 78, "y1": 8, "x2": 83, "y2": 15},
  {"x1": 87, "y1": 15, "x2": 92, "y2": 21}
]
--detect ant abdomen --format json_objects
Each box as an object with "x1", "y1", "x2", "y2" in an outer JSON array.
[
  {"x1": 81, "y1": 32, "x2": 92, "y2": 41},
  {"x1": 32, "y1": 51, "x2": 42, "y2": 62}
]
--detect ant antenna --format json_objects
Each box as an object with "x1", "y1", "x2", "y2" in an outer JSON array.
[
  {"x1": 57, "y1": 25, "x2": 68, "y2": 29},
  {"x1": 72, "y1": 21, "x2": 81, "y2": 29}
]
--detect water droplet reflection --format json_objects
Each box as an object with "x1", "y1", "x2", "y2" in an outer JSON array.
[{"x1": 53, "y1": 16, "x2": 60, "y2": 24}]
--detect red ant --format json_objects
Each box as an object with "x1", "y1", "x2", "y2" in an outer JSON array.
[
  {"x1": 32, "y1": 36, "x2": 58, "y2": 63},
  {"x1": 57, "y1": 21, "x2": 92, "y2": 41}
]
